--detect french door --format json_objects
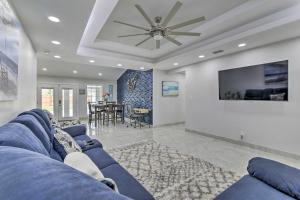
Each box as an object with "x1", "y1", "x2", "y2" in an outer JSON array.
[{"x1": 37, "y1": 84, "x2": 78, "y2": 121}]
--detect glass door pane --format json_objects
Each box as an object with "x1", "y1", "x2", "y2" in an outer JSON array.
[
  {"x1": 41, "y1": 88, "x2": 54, "y2": 114},
  {"x1": 86, "y1": 85, "x2": 103, "y2": 114},
  {"x1": 61, "y1": 88, "x2": 74, "y2": 118}
]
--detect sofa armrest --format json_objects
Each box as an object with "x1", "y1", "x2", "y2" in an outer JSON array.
[
  {"x1": 248, "y1": 157, "x2": 300, "y2": 199},
  {"x1": 62, "y1": 125, "x2": 86, "y2": 137}
]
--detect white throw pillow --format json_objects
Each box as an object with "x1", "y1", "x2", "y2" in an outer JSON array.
[
  {"x1": 64, "y1": 152, "x2": 104, "y2": 180},
  {"x1": 64, "y1": 152, "x2": 119, "y2": 192}
]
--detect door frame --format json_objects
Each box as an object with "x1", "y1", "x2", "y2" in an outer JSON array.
[
  {"x1": 37, "y1": 83, "x2": 79, "y2": 121},
  {"x1": 37, "y1": 83, "x2": 59, "y2": 119},
  {"x1": 58, "y1": 84, "x2": 78, "y2": 121}
]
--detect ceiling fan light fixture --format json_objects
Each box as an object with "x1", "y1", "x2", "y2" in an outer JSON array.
[
  {"x1": 115, "y1": 1, "x2": 205, "y2": 49},
  {"x1": 153, "y1": 31, "x2": 163, "y2": 41}
]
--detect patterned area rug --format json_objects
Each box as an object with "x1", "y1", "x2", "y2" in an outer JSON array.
[{"x1": 107, "y1": 141, "x2": 240, "y2": 200}]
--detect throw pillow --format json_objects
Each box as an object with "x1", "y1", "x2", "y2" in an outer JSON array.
[
  {"x1": 270, "y1": 93, "x2": 285, "y2": 101},
  {"x1": 54, "y1": 129, "x2": 82, "y2": 157},
  {"x1": 64, "y1": 152, "x2": 119, "y2": 192}
]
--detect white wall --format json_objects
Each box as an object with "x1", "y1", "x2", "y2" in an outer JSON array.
[
  {"x1": 0, "y1": 28, "x2": 37, "y2": 125},
  {"x1": 37, "y1": 75, "x2": 117, "y2": 118},
  {"x1": 153, "y1": 70, "x2": 185, "y2": 126},
  {"x1": 185, "y1": 37, "x2": 300, "y2": 156}
]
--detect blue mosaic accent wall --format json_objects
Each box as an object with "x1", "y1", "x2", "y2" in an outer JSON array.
[{"x1": 117, "y1": 69, "x2": 153, "y2": 124}]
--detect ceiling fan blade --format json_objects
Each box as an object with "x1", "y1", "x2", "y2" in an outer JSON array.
[
  {"x1": 118, "y1": 33, "x2": 150, "y2": 38},
  {"x1": 113, "y1": 20, "x2": 149, "y2": 31},
  {"x1": 165, "y1": 36, "x2": 182, "y2": 46},
  {"x1": 168, "y1": 31, "x2": 201, "y2": 36},
  {"x1": 135, "y1": 36, "x2": 152, "y2": 47},
  {"x1": 168, "y1": 16, "x2": 205, "y2": 30},
  {"x1": 161, "y1": 1, "x2": 182, "y2": 27},
  {"x1": 156, "y1": 40, "x2": 160, "y2": 49},
  {"x1": 135, "y1": 4, "x2": 155, "y2": 27}
]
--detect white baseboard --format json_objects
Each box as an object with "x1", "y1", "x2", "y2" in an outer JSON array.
[
  {"x1": 186, "y1": 128, "x2": 300, "y2": 160},
  {"x1": 153, "y1": 121, "x2": 185, "y2": 128}
]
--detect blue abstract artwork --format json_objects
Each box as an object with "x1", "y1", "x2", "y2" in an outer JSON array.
[
  {"x1": 0, "y1": 0, "x2": 20, "y2": 101},
  {"x1": 162, "y1": 81, "x2": 179, "y2": 97}
]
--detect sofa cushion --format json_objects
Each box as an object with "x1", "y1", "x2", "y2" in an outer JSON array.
[
  {"x1": 84, "y1": 148, "x2": 117, "y2": 170},
  {"x1": 62, "y1": 125, "x2": 87, "y2": 137},
  {"x1": 49, "y1": 149, "x2": 63, "y2": 162},
  {"x1": 18, "y1": 111, "x2": 53, "y2": 142},
  {"x1": 0, "y1": 146, "x2": 131, "y2": 200},
  {"x1": 102, "y1": 164, "x2": 154, "y2": 200},
  {"x1": 0, "y1": 123, "x2": 49, "y2": 156},
  {"x1": 248, "y1": 157, "x2": 300, "y2": 200},
  {"x1": 215, "y1": 175, "x2": 294, "y2": 200},
  {"x1": 73, "y1": 133, "x2": 91, "y2": 141},
  {"x1": 31, "y1": 108, "x2": 52, "y2": 129},
  {"x1": 11, "y1": 115, "x2": 52, "y2": 153}
]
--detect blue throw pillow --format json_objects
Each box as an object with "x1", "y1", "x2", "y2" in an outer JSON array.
[{"x1": 248, "y1": 157, "x2": 300, "y2": 199}]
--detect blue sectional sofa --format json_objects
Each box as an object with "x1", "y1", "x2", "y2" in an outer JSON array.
[
  {"x1": 0, "y1": 109, "x2": 154, "y2": 200},
  {"x1": 215, "y1": 157, "x2": 300, "y2": 200}
]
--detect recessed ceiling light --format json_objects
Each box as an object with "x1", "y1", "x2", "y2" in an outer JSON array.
[
  {"x1": 98, "y1": 73, "x2": 102, "y2": 76},
  {"x1": 42, "y1": 68, "x2": 47, "y2": 71},
  {"x1": 54, "y1": 55, "x2": 61, "y2": 59},
  {"x1": 238, "y1": 43, "x2": 247, "y2": 47},
  {"x1": 73, "y1": 70, "x2": 78, "y2": 74},
  {"x1": 173, "y1": 62, "x2": 179, "y2": 66},
  {"x1": 140, "y1": 67, "x2": 145, "y2": 70},
  {"x1": 48, "y1": 16, "x2": 60, "y2": 23},
  {"x1": 44, "y1": 50, "x2": 50, "y2": 54},
  {"x1": 117, "y1": 64, "x2": 122, "y2": 67},
  {"x1": 51, "y1": 40, "x2": 61, "y2": 45},
  {"x1": 198, "y1": 55, "x2": 205, "y2": 58},
  {"x1": 89, "y1": 60, "x2": 95, "y2": 63}
]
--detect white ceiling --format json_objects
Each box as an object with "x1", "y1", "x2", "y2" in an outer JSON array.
[
  {"x1": 9, "y1": 0, "x2": 300, "y2": 77},
  {"x1": 97, "y1": 0, "x2": 248, "y2": 50},
  {"x1": 38, "y1": 57, "x2": 125, "y2": 80}
]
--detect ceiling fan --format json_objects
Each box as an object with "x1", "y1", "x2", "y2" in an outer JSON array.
[{"x1": 114, "y1": 1, "x2": 205, "y2": 49}]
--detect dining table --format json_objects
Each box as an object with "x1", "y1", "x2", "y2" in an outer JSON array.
[{"x1": 92, "y1": 103, "x2": 125, "y2": 125}]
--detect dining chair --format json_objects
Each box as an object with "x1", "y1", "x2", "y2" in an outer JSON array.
[
  {"x1": 115, "y1": 104, "x2": 124, "y2": 123},
  {"x1": 103, "y1": 104, "x2": 116, "y2": 125},
  {"x1": 88, "y1": 102, "x2": 95, "y2": 124},
  {"x1": 125, "y1": 104, "x2": 142, "y2": 128}
]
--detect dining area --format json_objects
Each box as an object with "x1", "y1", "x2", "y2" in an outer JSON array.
[{"x1": 88, "y1": 101, "x2": 152, "y2": 128}]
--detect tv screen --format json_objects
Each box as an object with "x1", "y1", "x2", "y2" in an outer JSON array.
[{"x1": 218, "y1": 60, "x2": 288, "y2": 101}]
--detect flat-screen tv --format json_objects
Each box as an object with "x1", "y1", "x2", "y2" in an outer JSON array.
[{"x1": 219, "y1": 60, "x2": 288, "y2": 101}]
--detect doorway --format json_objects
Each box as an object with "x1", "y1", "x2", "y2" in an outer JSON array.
[{"x1": 37, "y1": 84, "x2": 78, "y2": 121}]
